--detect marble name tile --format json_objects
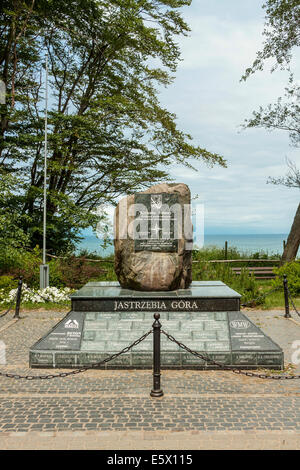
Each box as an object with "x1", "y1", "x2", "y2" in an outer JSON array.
[
  {"x1": 119, "y1": 331, "x2": 150, "y2": 341},
  {"x1": 206, "y1": 353, "x2": 232, "y2": 365},
  {"x1": 95, "y1": 312, "x2": 120, "y2": 320},
  {"x1": 192, "y1": 333, "x2": 219, "y2": 343},
  {"x1": 181, "y1": 353, "x2": 206, "y2": 366},
  {"x1": 161, "y1": 352, "x2": 181, "y2": 365},
  {"x1": 132, "y1": 353, "x2": 152, "y2": 366},
  {"x1": 214, "y1": 312, "x2": 227, "y2": 321},
  {"x1": 231, "y1": 352, "x2": 258, "y2": 365},
  {"x1": 110, "y1": 321, "x2": 133, "y2": 330},
  {"x1": 81, "y1": 341, "x2": 106, "y2": 351},
  {"x1": 168, "y1": 312, "x2": 192, "y2": 321},
  {"x1": 82, "y1": 331, "x2": 96, "y2": 341},
  {"x1": 106, "y1": 354, "x2": 131, "y2": 366},
  {"x1": 159, "y1": 321, "x2": 180, "y2": 330},
  {"x1": 217, "y1": 331, "x2": 229, "y2": 341},
  {"x1": 160, "y1": 341, "x2": 180, "y2": 351},
  {"x1": 30, "y1": 353, "x2": 53, "y2": 365},
  {"x1": 118, "y1": 312, "x2": 145, "y2": 320},
  {"x1": 95, "y1": 331, "x2": 119, "y2": 341},
  {"x1": 256, "y1": 353, "x2": 282, "y2": 366},
  {"x1": 203, "y1": 320, "x2": 228, "y2": 331},
  {"x1": 205, "y1": 341, "x2": 230, "y2": 351},
  {"x1": 181, "y1": 321, "x2": 204, "y2": 331},
  {"x1": 77, "y1": 353, "x2": 107, "y2": 365},
  {"x1": 84, "y1": 320, "x2": 108, "y2": 330},
  {"x1": 55, "y1": 353, "x2": 77, "y2": 365}
]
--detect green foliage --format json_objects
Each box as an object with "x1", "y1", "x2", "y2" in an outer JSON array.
[
  {"x1": 0, "y1": 245, "x2": 298, "y2": 309},
  {"x1": 272, "y1": 261, "x2": 300, "y2": 295},
  {"x1": 243, "y1": 79, "x2": 300, "y2": 148},
  {"x1": 242, "y1": 0, "x2": 300, "y2": 80},
  {"x1": 0, "y1": 0, "x2": 225, "y2": 253},
  {"x1": 193, "y1": 245, "x2": 243, "y2": 261},
  {"x1": 192, "y1": 261, "x2": 263, "y2": 305},
  {"x1": 48, "y1": 256, "x2": 110, "y2": 289},
  {"x1": 0, "y1": 275, "x2": 15, "y2": 290},
  {"x1": 0, "y1": 173, "x2": 30, "y2": 248},
  {"x1": 192, "y1": 245, "x2": 281, "y2": 263},
  {"x1": 0, "y1": 246, "x2": 42, "y2": 287},
  {"x1": 241, "y1": 1, "x2": 300, "y2": 265}
]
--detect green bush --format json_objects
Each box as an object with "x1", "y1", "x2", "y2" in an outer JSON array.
[
  {"x1": 49, "y1": 259, "x2": 65, "y2": 288},
  {"x1": 272, "y1": 261, "x2": 300, "y2": 296},
  {"x1": 0, "y1": 247, "x2": 42, "y2": 288},
  {"x1": 0, "y1": 275, "x2": 16, "y2": 290},
  {"x1": 193, "y1": 245, "x2": 243, "y2": 261},
  {"x1": 48, "y1": 256, "x2": 109, "y2": 289}
]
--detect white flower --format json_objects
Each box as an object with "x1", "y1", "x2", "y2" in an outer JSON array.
[{"x1": 1, "y1": 285, "x2": 74, "y2": 304}]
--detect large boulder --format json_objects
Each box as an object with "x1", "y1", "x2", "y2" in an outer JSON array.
[{"x1": 114, "y1": 182, "x2": 193, "y2": 291}]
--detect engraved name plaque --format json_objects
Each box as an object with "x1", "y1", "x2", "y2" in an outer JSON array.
[{"x1": 134, "y1": 193, "x2": 180, "y2": 252}]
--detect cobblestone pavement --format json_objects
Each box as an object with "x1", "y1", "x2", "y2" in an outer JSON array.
[{"x1": 0, "y1": 308, "x2": 300, "y2": 449}]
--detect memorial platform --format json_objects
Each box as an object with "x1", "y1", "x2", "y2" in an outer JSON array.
[{"x1": 29, "y1": 281, "x2": 283, "y2": 370}]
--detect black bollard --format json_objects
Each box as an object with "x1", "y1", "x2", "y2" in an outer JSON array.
[
  {"x1": 14, "y1": 276, "x2": 23, "y2": 319},
  {"x1": 150, "y1": 313, "x2": 164, "y2": 398},
  {"x1": 283, "y1": 274, "x2": 291, "y2": 318}
]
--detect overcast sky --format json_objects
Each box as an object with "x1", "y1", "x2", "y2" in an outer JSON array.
[{"x1": 156, "y1": 0, "x2": 300, "y2": 235}]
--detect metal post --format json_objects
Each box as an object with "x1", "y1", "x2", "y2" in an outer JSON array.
[
  {"x1": 224, "y1": 241, "x2": 228, "y2": 260},
  {"x1": 150, "y1": 313, "x2": 164, "y2": 398},
  {"x1": 14, "y1": 277, "x2": 23, "y2": 319},
  {"x1": 40, "y1": 264, "x2": 49, "y2": 289},
  {"x1": 40, "y1": 52, "x2": 49, "y2": 288},
  {"x1": 283, "y1": 274, "x2": 291, "y2": 318}
]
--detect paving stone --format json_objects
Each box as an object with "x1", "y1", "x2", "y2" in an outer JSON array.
[{"x1": 1, "y1": 307, "x2": 300, "y2": 444}]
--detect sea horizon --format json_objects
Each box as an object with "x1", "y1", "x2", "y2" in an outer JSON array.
[{"x1": 76, "y1": 233, "x2": 292, "y2": 257}]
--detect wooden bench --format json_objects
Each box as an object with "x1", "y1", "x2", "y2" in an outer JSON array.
[{"x1": 231, "y1": 266, "x2": 276, "y2": 280}]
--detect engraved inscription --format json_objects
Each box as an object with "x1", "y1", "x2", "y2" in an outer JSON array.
[{"x1": 134, "y1": 193, "x2": 180, "y2": 252}]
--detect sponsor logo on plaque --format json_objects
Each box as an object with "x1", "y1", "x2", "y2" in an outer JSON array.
[
  {"x1": 64, "y1": 319, "x2": 79, "y2": 329},
  {"x1": 230, "y1": 320, "x2": 250, "y2": 329}
]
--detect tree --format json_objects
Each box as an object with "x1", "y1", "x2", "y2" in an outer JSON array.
[
  {"x1": 267, "y1": 158, "x2": 300, "y2": 188},
  {"x1": 0, "y1": 172, "x2": 29, "y2": 250},
  {"x1": 267, "y1": 159, "x2": 300, "y2": 264},
  {"x1": 241, "y1": 0, "x2": 300, "y2": 80},
  {"x1": 0, "y1": 0, "x2": 226, "y2": 253},
  {"x1": 243, "y1": 78, "x2": 300, "y2": 147},
  {"x1": 242, "y1": 0, "x2": 300, "y2": 263}
]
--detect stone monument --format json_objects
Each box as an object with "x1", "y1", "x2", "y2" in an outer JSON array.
[
  {"x1": 114, "y1": 182, "x2": 192, "y2": 291},
  {"x1": 29, "y1": 182, "x2": 284, "y2": 370}
]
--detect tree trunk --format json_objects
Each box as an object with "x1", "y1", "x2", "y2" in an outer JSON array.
[{"x1": 281, "y1": 203, "x2": 300, "y2": 265}]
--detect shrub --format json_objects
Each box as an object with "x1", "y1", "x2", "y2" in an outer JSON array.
[
  {"x1": 51, "y1": 255, "x2": 107, "y2": 289},
  {"x1": 272, "y1": 261, "x2": 300, "y2": 296},
  {"x1": 0, "y1": 247, "x2": 42, "y2": 288},
  {"x1": 193, "y1": 261, "x2": 263, "y2": 305},
  {"x1": 0, "y1": 275, "x2": 16, "y2": 290},
  {"x1": 0, "y1": 285, "x2": 73, "y2": 305}
]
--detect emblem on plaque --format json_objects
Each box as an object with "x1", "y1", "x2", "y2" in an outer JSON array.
[
  {"x1": 134, "y1": 192, "x2": 179, "y2": 252},
  {"x1": 151, "y1": 194, "x2": 163, "y2": 210}
]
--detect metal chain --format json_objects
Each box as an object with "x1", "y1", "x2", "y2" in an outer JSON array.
[
  {"x1": 241, "y1": 286, "x2": 281, "y2": 307},
  {"x1": 0, "y1": 292, "x2": 18, "y2": 319},
  {"x1": 0, "y1": 330, "x2": 152, "y2": 380},
  {"x1": 161, "y1": 329, "x2": 300, "y2": 380},
  {"x1": 287, "y1": 287, "x2": 300, "y2": 317}
]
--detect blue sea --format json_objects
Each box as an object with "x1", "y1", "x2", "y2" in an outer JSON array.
[{"x1": 76, "y1": 233, "x2": 291, "y2": 257}]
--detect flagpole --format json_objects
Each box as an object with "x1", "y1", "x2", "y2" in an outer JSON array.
[{"x1": 40, "y1": 52, "x2": 49, "y2": 288}]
